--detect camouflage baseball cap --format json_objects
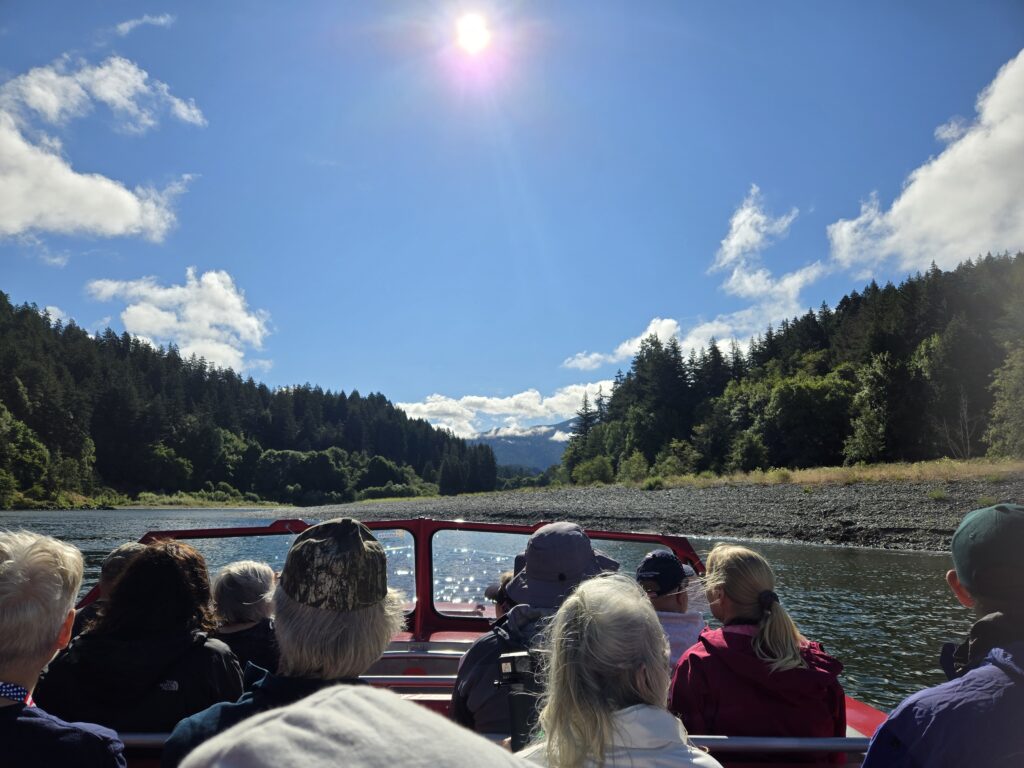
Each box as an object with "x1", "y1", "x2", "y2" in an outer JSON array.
[{"x1": 279, "y1": 518, "x2": 387, "y2": 612}]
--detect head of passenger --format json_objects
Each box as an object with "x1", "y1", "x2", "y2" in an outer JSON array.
[
  {"x1": 484, "y1": 570, "x2": 515, "y2": 619},
  {"x1": 93, "y1": 539, "x2": 215, "y2": 637},
  {"x1": 0, "y1": 531, "x2": 83, "y2": 693},
  {"x1": 534, "y1": 573, "x2": 673, "y2": 767},
  {"x1": 947, "y1": 503, "x2": 1024, "y2": 616},
  {"x1": 636, "y1": 549, "x2": 696, "y2": 613},
  {"x1": 703, "y1": 543, "x2": 806, "y2": 672},
  {"x1": 98, "y1": 542, "x2": 146, "y2": 599},
  {"x1": 274, "y1": 518, "x2": 405, "y2": 680},
  {"x1": 504, "y1": 522, "x2": 619, "y2": 610},
  {"x1": 213, "y1": 560, "x2": 275, "y2": 628}
]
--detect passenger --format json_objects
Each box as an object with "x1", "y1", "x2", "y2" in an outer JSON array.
[
  {"x1": 34, "y1": 540, "x2": 243, "y2": 733},
  {"x1": 517, "y1": 573, "x2": 722, "y2": 768},
  {"x1": 862, "y1": 503, "x2": 1024, "y2": 767},
  {"x1": 636, "y1": 549, "x2": 707, "y2": 666},
  {"x1": 72, "y1": 541, "x2": 147, "y2": 636},
  {"x1": 0, "y1": 531, "x2": 126, "y2": 767},
  {"x1": 668, "y1": 544, "x2": 845, "y2": 764},
  {"x1": 179, "y1": 685, "x2": 530, "y2": 768},
  {"x1": 211, "y1": 560, "x2": 279, "y2": 673},
  {"x1": 450, "y1": 521, "x2": 618, "y2": 735},
  {"x1": 484, "y1": 569, "x2": 516, "y2": 620},
  {"x1": 163, "y1": 518, "x2": 405, "y2": 768}
]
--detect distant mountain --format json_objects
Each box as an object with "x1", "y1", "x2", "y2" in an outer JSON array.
[{"x1": 471, "y1": 419, "x2": 573, "y2": 472}]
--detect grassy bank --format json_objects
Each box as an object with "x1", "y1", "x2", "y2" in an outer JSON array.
[{"x1": 635, "y1": 457, "x2": 1024, "y2": 491}]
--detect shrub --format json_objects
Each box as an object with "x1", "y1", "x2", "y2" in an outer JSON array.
[
  {"x1": 243, "y1": 492, "x2": 261, "y2": 503},
  {"x1": 927, "y1": 488, "x2": 949, "y2": 502},
  {"x1": 642, "y1": 476, "x2": 665, "y2": 491},
  {"x1": 765, "y1": 468, "x2": 792, "y2": 484},
  {"x1": 616, "y1": 451, "x2": 650, "y2": 484},
  {"x1": 572, "y1": 456, "x2": 614, "y2": 485}
]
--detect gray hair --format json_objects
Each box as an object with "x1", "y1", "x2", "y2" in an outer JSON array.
[
  {"x1": 100, "y1": 542, "x2": 147, "y2": 583},
  {"x1": 0, "y1": 531, "x2": 83, "y2": 668},
  {"x1": 274, "y1": 587, "x2": 405, "y2": 680},
  {"x1": 213, "y1": 560, "x2": 276, "y2": 625},
  {"x1": 536, "y1": 573, "x2": 674, "y2": 768}
]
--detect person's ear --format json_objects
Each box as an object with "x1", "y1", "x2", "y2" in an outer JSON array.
[
  {"x1": 946, "y1": 569, "x2": 976, "y2": 609},
  {"x1": 54, "y1": 609, "x2": 75, "y2": 651}
]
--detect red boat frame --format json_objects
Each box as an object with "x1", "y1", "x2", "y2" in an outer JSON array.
[{"x1": 76, "y1": 516, "x2": 887, "y2": 742}]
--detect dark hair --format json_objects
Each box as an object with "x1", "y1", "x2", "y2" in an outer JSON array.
[{"x1": 92, "y1": 540, "x2": 215, "y2": 636}]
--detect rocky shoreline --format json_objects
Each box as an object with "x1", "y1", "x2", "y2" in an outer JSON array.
[{"x1": 326, "y1": 477, "x2": 1024, "y2": 551}]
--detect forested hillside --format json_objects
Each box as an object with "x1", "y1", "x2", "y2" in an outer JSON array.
[
  {"x1": 0, "y1": 293, "x2": 496, "y2": 508},
  {"x1": 563, "y1": 254, "x2": 1024, "y2": 484}
]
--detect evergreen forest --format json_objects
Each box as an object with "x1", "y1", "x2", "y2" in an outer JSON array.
[
  {"x1": 0, "y1": 292, "x2": 496, "y2": 508},
  {"x1": 562, "y1": 253, "x2": 1024, "y2": 484}
]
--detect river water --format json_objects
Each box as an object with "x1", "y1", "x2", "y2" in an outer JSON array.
[{"x1": 0, "y1": 507, "x2": 969, "y2": 712}]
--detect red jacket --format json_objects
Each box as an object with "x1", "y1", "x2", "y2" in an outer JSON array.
[{"x1": 669, "y1": 626, "x2": 845, "y2": 762}]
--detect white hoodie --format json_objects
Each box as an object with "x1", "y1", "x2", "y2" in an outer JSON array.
[
  {"x1": 658, "y1": 610, "x2": 705, "y2": 667},
  {"x1": 518, "y1": 704, "x2": 722, "y2": 767}
]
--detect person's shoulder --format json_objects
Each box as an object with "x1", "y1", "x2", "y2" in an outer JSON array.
[
  {"x1": 515, "y1": 742, "x2": 548, "y2": 764},
  {"x1": 165, "y1": 695, "x2": 257, "y2": 766},
  {"x1": 13, "y1": 706, "x2": 125, "y2": 766}
]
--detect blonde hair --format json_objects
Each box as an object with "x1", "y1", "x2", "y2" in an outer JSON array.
[
  {"x1": 213, "y1": 560, "x2": 275, "y2": 625},
  {"x1": 274, "y1": 587, "x2": 405, "y2": 679},
  {"x1": 536, "y1": 573, "x2": 673, "y2": 768},
  {"x1": 704, "y1": 543, "x2": 806, "y2": 673},
  {"x1": 0, "y1": 531, "x2": 83, "y2": 668}
]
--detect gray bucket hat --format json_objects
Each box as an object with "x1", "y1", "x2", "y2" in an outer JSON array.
[
  {"x1": 279, "y1": 518, "x2": 387, "y2": 612},
  {"x1": 505, "y1": 522, "x2": 618, "y2": 609}
]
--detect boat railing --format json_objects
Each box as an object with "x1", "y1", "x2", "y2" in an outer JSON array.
[{"x1": 118, "y1": 732, "x2": 871, "y2": 759}]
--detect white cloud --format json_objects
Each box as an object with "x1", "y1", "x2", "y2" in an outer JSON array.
[
  {"x1": 41, "y1": 305, "x2": 67, "y2": 323},
  {"x1": 2, "y1": 56, "x2": 206, "y2": 132},
  {"x1": 0, "y1": 55, "x2": 203, "y2": 244},
  {"x1": 397, "y1": 380, "x2": 614, "y2": 438},
  {"x1": 713, "y1": 184, "x2": 798, "y2": 272},
  {"x1": 0, "y1": 112, "x2": 188, "y2": 241},
  {"x1": 934, "y1": 116, "x2": 967, "y2": 143},
  {"x1": 550, "y1": 431, "x2": 571, "y2": 443},
  {"x1": 564, "y1": 186, "x2": 823, "y2": 370},
  {"x1": 116, "y1": 14, "x2": 175, "y2": 37},
  {"x1": 828, "y1": 48, "x2": 1024, "y2": 274},
  {"x1": 86, "y1": 267, "x2": 271, "y2": 372},
  {"x1": 563, "y1": 317, "x2": 681, "y2": 371}
]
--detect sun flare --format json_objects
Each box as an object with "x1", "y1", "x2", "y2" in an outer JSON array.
[{"x1": 456, "y1": 13, "x2": 491, "y2": 55}]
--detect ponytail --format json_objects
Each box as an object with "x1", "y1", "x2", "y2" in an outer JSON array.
[{"x1": 704, "y1": 544, "x2": 807, "y2": 673}]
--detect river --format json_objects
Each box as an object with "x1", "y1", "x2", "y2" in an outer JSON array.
[{"x1": 0, "y1": 507, "x2": 967, "y2": 712}]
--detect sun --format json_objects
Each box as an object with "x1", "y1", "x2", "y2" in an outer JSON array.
[{"x1": 456, "y1": 13, "x2": 491, "y2": 55}]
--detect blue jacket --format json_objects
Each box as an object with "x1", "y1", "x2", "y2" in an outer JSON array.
[
  {"x1": 0, "y1": 703, "x2": 126, "y2": 768},
  {"x1": 863, "y1": 613, "x2": 1024, "y2": 768},
  {"x1": 162, "y1": 663, "x2": 362, "y2": 767}
]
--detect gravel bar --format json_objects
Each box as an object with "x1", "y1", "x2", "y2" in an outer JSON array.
[{"x1": 316, "y1": 477, "x2": 1024, "y2": 552}]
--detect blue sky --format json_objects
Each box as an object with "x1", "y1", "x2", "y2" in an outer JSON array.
[{"x1": 2, "y1": 2, "x2": 1023, "y2": 437}]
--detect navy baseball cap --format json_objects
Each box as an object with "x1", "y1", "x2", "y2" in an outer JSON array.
[{"x1": 636, "y1": 550, "x2": 695, "y2": 596}]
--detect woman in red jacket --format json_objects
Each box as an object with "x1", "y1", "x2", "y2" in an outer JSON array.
[{"x1": 668, "y1": 544, "x2": 845, "y2": 763}]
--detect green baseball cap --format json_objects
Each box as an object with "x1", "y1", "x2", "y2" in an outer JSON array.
[
  {"x1": 951, "y1": 503, "x2": 1024, "y2": 602},
  {"x1": 279, "y1": 518, "x2": 387, "y2": 612}
]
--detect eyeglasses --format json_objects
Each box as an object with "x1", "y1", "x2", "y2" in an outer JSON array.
[{"x1": 645, "y1": 587, "x2": 687, "y2": 598}]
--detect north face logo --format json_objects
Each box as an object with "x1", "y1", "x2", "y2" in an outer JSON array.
[{"x1": 159, "y1": 680, "x2": 180, "y2": 691}]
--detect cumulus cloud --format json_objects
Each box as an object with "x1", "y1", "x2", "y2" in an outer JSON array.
[
  {"x1": 2, "y1": 55, "x2": 207, "y2": 133},
  {"x1": 86, "y1": 267, "x2": 271, "y2": 372},
  {"x1": 713, "y1": 184, "x2": 798, "y2": 271},
  {"x1": 397, "y1": 380, "x2": 614, "y2": 438},
  {"x1": 0, "y1": 56, "x2": 203, "y2": 243},
  {"x1": 563, "y1": 317, "x2": 681, "y2": 371},
  {"x1": 116, "y1": 14, "x2": 175, "y2": 37},
  {"x1": 564, "y1": 186, "x2": 823, "y2": 370},
  {"x1": 41, "y1": 305, "x2": 68, "y2": 323},
  {"x1": 828, "y1": 48, "x2": 1024, "y2": 274}
]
